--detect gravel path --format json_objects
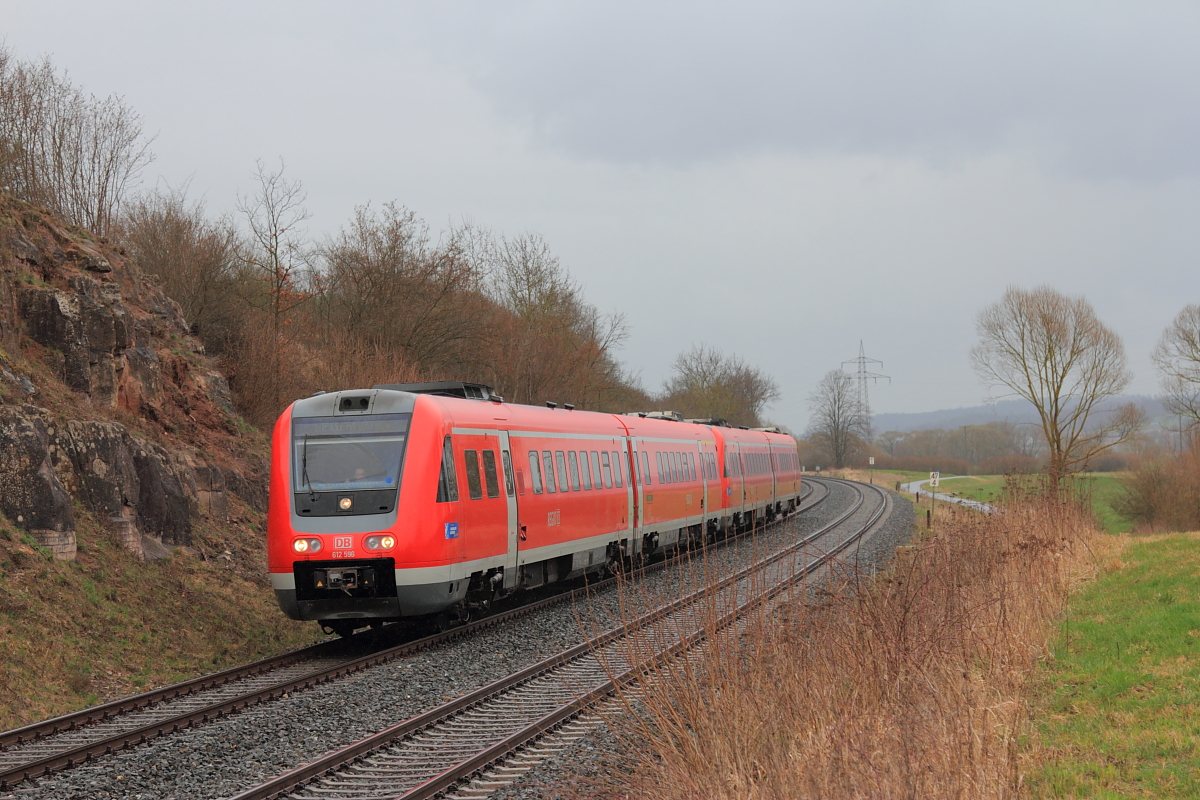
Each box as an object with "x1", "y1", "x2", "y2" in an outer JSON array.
[
  {"x1": 485, "y1": 484, "x2": 916, "y2": 800},
  {"x1": 1, "y1": 481, "x2": 873, "y2": 800}
]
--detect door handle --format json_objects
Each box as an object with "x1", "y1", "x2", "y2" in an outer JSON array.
[{"x1": 519, "y1": 525, "x2": 528, "y2": 541}]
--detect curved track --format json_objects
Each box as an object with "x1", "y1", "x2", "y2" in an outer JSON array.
[
  {"x1": 0, "y1": 485, "x2": 824, "y2": 791},
  {"x1": 229, "y1": 478, "x2": 888, "y2": 800}
]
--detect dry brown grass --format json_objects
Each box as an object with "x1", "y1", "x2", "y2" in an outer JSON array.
[{"x1": 584, "y1": 494, "x2": 1106, "y2": 799}]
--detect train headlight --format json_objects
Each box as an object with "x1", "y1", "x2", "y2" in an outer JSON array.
[
  {"x1": 293, "y1": 537, "x2": 322, "y2": 554},
  {"x1": 365, "y1": 534, "x2": 396, "y2": 551},
  {"x1": 338, "y1": 496, "x2": 353, "y2": 511}
]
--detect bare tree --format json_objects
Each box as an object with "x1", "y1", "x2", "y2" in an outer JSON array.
[
  {"x1": 660, "y1": 344, "x2": 780, "y2": 427},
  {"x1": 875, "y1": 430, "x2": 906, "y2": 456},
  {"x1": 1152, "y1": 304, "x2": 1200, "y2": 428},
  {"x1": 321, "y1": 202, "x2": 483, "y2": 372},
  {"x1": 116, "y1": 184, "x2": 243, "y2": 353},
  {"x1": 971, "y1": 285, "x2": 1143, "y2": 482},
  {"x1": 236, "y1": 159, "x2": 315, "y2": 414},
  {"x1": 477, "y1": 230, "x2": 631, "y2": 409},
  {"x1": 0, "y1": 46, "x2": 154, "y2": 234},
  {"x1": 807, "y1": 370, "x2": 868, "y2": 468}
]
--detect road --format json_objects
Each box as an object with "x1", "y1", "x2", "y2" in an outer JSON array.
[{"x1": 900, "y1": 477, "x2": 995, "y2": 514}]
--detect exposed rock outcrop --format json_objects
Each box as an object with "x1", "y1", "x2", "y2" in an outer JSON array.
[
  {"x1": 0, "y1": 194, "x2": 263, "y2": 560},
  {"x1": 0, "y1": 405, "x2": 76, "y2": 559}
]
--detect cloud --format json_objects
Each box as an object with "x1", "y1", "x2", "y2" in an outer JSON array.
[{"x1": 419, "y1": 1, "x2": 1200, "y2": 181}]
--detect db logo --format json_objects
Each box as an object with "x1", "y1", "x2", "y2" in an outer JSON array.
[{"x1": 334, "y1": 536, "x2": 353, "y2": 549}]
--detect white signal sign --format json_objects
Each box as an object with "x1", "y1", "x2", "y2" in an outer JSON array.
[
  {"x1": 929, "y1": 471, "x2": 940, "y2": 488},
  {"x1": 869, "y1": 457, "x2": 875, "y2": 466}
]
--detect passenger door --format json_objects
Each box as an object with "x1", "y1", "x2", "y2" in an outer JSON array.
[{"x1": 498, "y1": 431, "x2": 520, "y2": 590}]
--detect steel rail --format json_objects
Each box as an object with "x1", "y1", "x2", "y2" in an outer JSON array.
[
  {"x1": 0, "y1": 483, "x2": 823, "y2": 791},
  {"x1": 227, "y1": 478, "x2": 883, "y2": 800}
]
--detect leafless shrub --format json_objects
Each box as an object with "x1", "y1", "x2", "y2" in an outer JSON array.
[
  {"x1": 1119, "y1": 438, "x2": 1200, "y2": 532},
  {"x1": 584, "y1": 492, "x2": 1103, "y2": 799},
  {"x1": 0, "y1": 45, "x2": 154, "y2": 234},
  {"x1": 115, "y1": 184, "x2": 243, "y2": 354}
]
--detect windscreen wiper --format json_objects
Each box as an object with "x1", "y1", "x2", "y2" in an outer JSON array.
[{"x1": 301, "y1": 435, "x2": 317, "y2": 501}]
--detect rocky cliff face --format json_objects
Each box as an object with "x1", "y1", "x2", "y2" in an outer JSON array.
[{"x1": 0, "y1": 195, "x2": 263, "y2": 560}]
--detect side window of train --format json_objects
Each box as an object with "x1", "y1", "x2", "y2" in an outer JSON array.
[
  {"x1": 656, "y1": 451, "x2": 664, "y2": 483},
  {"x1": 621, "y1": 451, "x2": 631, "y2": 486},
  {"x1": 527, "y1": 451, "x2": 543, "y2": 495},
  {"x1": 501, "y1": 450, "x2": 516, "y2": 496},
  {"x1": 611, "y1": 451, "x2": 623, "y2": 488},
  {"x1": 555, "y1": 451, "x2": 570, "y2": 492},
  {"x1": 579, "y1": 451, "x2": 593, "y2": 490},
  {"x1": 482, "y1": 450, "x2": 500, "y2": 498},
  {"x1": 601, "y1": 451, "x2": 613, "y2": 488},
  {"x1": 671, "y1": 452, "x2": 681, "y2": 483},
  {"x1": 543, "y1": 451, "x2": 557, "y2": 493},
  {"x1": 641, "y1": 450, "x2": 652, "y2": 485},
  {"x1": 464, "y1": 450, "x2": 483, "y2": 500},
  {"x1": 590, "y1": 450, "x2": 603, "y2": 488},
  {"x1": 689, "y1": 452, "x2": 697, "y2": 482},
  {"x1": 567, "y1": 451, "x2": 582, "y2": 491},
  {"x1": 436, "y1": 435, "x2": 459, "y2": 503}
]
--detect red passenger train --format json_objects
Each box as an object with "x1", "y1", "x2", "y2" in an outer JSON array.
[{"x1": 267, "y1": 382, "x2": 802, "y2": 634}]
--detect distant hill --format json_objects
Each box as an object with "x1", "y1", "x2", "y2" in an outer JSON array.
[{"x1": 873, "y1": 396, "x2": 1168, "y2": 433}]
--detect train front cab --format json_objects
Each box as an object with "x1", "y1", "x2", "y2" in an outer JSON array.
[{"x1": 269, "y1": 389, "x2": 483, "y2": 626}]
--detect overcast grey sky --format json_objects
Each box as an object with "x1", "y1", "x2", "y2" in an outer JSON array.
[{"x1": 5, "y1": 1, "x2": 1198, "y2": 431}]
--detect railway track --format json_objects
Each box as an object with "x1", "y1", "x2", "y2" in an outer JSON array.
[
  {"x1": 229, "y1": 478, "x2": 888, "y2": 800},
  {"x1": 0, "y1": 484, "x2": 826, "y2": 791}
]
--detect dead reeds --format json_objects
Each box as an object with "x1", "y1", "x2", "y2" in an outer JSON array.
[{"x1": 586, "y1": 493, "x2": 1104, "y2": 799}]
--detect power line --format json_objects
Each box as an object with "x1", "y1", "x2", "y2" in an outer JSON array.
[{"x1": 842, "y1": 341, "x2": 890, "y2": 441}]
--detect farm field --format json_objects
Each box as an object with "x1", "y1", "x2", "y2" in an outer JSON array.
[
  {"x1": 1028, "y1": 531, "x2": 1200, "y2": 798},
  {"x1": 932, "y1": 473, "x2": 1132, "y2": 533}
]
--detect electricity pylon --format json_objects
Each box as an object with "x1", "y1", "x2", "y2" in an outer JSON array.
[{"x1": 843, "y1": 341, "x2": 889, "y2": 442}]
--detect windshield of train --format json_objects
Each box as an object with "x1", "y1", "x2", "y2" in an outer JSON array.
[{"x1": 292, "y1": 413, "x2": 411, "y2": 493}]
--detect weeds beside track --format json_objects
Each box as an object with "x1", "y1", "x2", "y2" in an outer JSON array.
[{"x1": 591, "y1": 490, "x2": 1104, "y2": 799}]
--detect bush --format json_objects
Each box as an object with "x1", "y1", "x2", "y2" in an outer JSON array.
[{"x1": 1121, "y1": 446, "x2": 1200, "y2": 532}]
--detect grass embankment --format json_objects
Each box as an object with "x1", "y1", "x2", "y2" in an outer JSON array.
[
  {"x1": 590, "y1": 496, "x2": 1105, "y2": 799},
  {"x1": 0, "y1": 505, "x2": 319, "y2": 731},
  {"x1": 1028, "y1": 531, "x2": 1200, "y2": 797}
]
